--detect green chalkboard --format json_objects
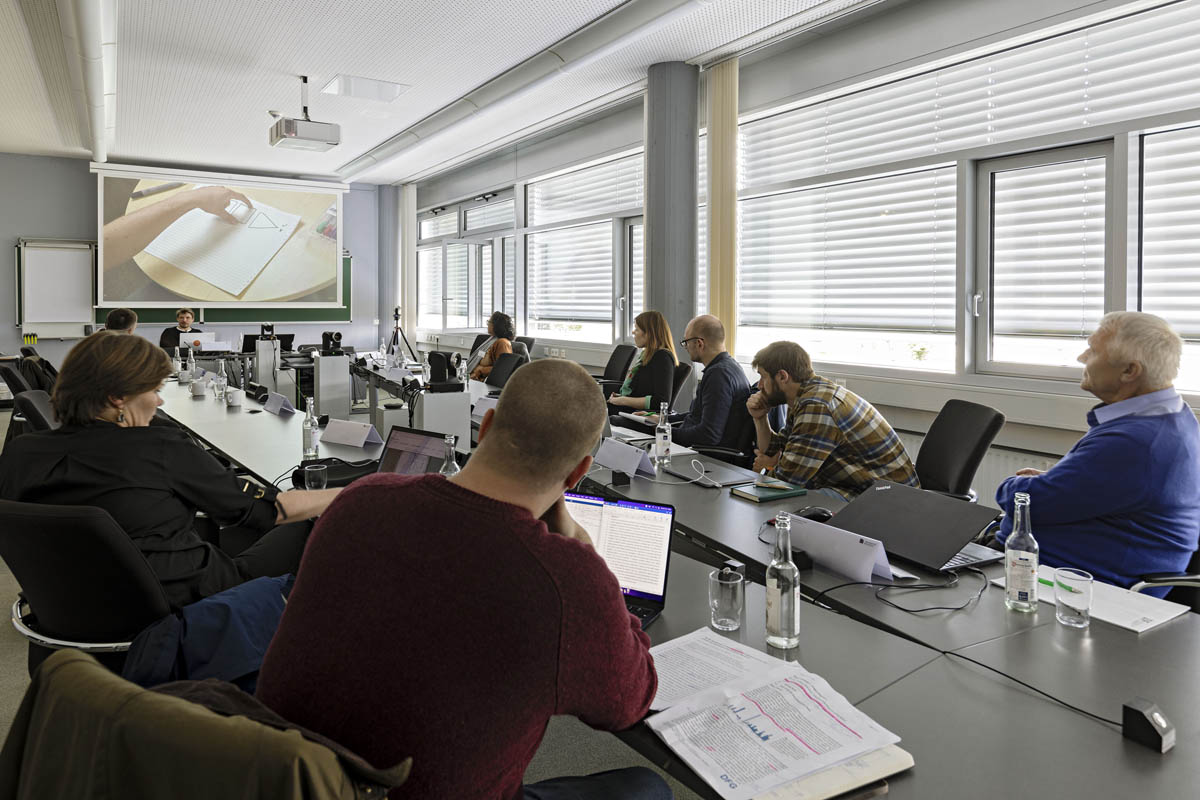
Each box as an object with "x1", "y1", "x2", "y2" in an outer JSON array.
[{"x1": 96, "y1": 255, "x2": 352, "y2": 324}]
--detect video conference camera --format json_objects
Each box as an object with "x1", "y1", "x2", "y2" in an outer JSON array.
[{"x1": 320, "y1": 330, "x2": 343, "y2": 356}]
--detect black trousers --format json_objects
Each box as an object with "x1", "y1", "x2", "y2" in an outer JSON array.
[{"x1": 221, "y1": 520, "x2": 313, "y2": 581}]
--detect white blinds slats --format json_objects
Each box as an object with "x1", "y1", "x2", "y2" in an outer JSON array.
[
  {"x1": 417, "y1": 248, "x2": 442, "y2": 328},
  {"x1": 527, "y1": 223, "x2": 613, "y2": 322},
  {"x1": 446, "y1": 244, "x2": 469, "y2": 326},
  {"x1": 419, "y1": 214, "x2": 457, "y2": 240},
  {"x1": 630, "y1": 223, "x2": 644, "y2": 317},
  {"x1": 991, "y1": 158, "x2": 1106, "y2": 337},
  {"x1": 741, "y1": 2, "x2": 1200, "y2": 188},
  {"x1": 481, "y1": 245, "x2": 493, "y2": 318},
  {"x1": 465, "y1": 200, "x2": 514, "y2": 232},
  {"x1": 1142, "y1": 125, "x2": 1200, "y2": 339},
  {"x1": 738, "y1": 168, "x2": 955, "y2": 331},
  {"x1": 528, "y1": 155, "x2": 643, "y2": 226},
  {"x1": 502, "y1": 236, "x2": 516, "y2": 317},
  {"x1": 697, "y1": 205, "x2": 707, "y2": 315}
]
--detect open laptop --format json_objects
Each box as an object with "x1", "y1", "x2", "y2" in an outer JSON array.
[
  {"x1": 377, "y1": 425, "x2": 454, "y2": 475},
  {"x1": 827, "y1": 480, "x2": 1003, "y2": 572},
  {"x1": 563, "y1": 492, "x2": 674, "y2": 629}
]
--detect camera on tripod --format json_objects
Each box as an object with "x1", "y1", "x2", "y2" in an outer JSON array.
[{"x1": 320, "y1": 330, "x2": 343, "y2": 356}]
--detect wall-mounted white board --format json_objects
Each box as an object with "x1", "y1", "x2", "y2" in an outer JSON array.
[{"x1": 16, "y1": 239, "x2": 95, "y2": 338}]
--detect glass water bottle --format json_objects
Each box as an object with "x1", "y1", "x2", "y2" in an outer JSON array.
[
  {"x1": 1004, "y1": 492, "x2": 1040, "y2": 613},
  {"x1": 438, "y1": 435, "x2": 460, "y2": 477},
  {"x1": 302, "y1": 397, "x2": 320, "y2": 460},
  {"x1": 766, "y1": 512, "x2": 801, "y2": 649},
  {"x1": 654, "y1": 402, "x2": 672, "y2": 467},
  {"x1": 171, "y1": 346, "x2": 182, "y2": 375}
]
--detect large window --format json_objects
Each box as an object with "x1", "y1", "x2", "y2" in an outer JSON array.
[
  {"x1": 417, "y1": 247, "x2": 443, "y2": 330},
  {"x1": 978, "y1": 146, "x2": 1109, "y2": 375},
  {"x1": 737, "y1": 168, "x2": 956, "y2": 370},
  {"x1": 502, "y1": 236, "x2": 516, "y2": 318},
  {"x1": 527, "y1": 222, "x2": 614, "y2": 342},
  {"x1": 628, "y1": 220, "x2": 644, "y2": 319},
  {"x1": 1141, "y1": 124, "x2": 1200, "y2": 391},
  {"x1": 528, "y1": 154, "x2": 643, "y2": 226}
]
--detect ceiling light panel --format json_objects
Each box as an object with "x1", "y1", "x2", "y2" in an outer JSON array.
[{"x1": 110, "y1": 0, "x2": 625, "y2": 174}]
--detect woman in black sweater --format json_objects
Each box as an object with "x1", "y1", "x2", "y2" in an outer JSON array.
[{"x1": 607, "y1": 310, "x2": 678, "y2": 415}]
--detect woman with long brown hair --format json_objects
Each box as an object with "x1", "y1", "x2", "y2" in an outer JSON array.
[{"x1": 607, "y1": 310, "x2": 678, "y2": 414}]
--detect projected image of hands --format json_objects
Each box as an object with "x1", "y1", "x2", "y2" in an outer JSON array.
[{"x1": 100, "y1": 176, "x2": 340, "y2": 305}]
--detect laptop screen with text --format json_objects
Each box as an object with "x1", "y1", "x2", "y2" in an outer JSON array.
[
  {"x1": 377, "y1": 426, "x2": 450, "y2": 475},
  {"x1": 563, "y1": 492, "x2": 673, "y2": 602}
]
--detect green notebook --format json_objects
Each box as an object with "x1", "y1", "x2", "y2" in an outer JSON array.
[{"x1": 731, "y1": 483, "x2": 809, "y2": 503}]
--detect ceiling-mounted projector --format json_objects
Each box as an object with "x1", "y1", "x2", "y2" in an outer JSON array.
[{"x1": 269, "y1": 76, "x2": 340, "y2": 151}]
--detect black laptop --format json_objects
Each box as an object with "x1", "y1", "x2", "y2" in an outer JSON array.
[
  {"x1": 827, "y1": 480, "x2": 1003, "y2": 571},
  {"x1": 563, "y1": 492, "x2": 674, "y2": 628}
]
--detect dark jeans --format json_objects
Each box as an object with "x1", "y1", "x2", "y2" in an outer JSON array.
[
  {"x1": 223, "y1": 520, "x2": 313, "y2": 580},
  {"x1": 524, "y1": 767, "x2": 672, "y2": 800}
]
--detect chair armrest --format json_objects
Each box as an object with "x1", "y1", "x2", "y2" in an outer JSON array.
[
  {"x1": 596, "y1": 378, "x2": 621, "y2": 393},
  {"x1": 1129, "y1": 574, "x2": 1200, "y2": 593},
  {"x1": 690, "y1": 446, "x2": 747, "y2": 457},
  {"x1": 11, "y1": 597, "x2": 133, "y2": 653}
]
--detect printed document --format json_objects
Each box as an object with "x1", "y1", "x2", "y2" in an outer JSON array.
[
  {"x1": 650, "y1": 628, "x2": 794, "y2": 711},
  {"x1": 145, "y1": 201, "x2": 301, "y2": 295},
  {"x1": 647, "y1": 655, "x2": 900, "y2": 800}
]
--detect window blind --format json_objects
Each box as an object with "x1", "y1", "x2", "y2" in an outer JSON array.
[
  {"x1": 990, "y1": 157, "x2": 1106, "y2": 338},
  {"x1": 502, "y1": 236, "x2": 516, "y2": 316},
  {"x1": 527, "y1": 222, "x2": 612, "y2": 322},
  {"x1": 446, "y1": 243, "x2": 469, "y2": 327},
  {"x1": 740, "y1": 1, "x2": 1200, "y2": 189},
  {"x1": 417, "y1": 247, "x2": 442, "y2": 328},
  {"x1": 697, "y1": 205, "x2": 708, "y2": 315},
  {"x1": 738, "y1": 168, "x2": 956, "y2": 332},
  {"x1": 1141, "y1": 125, "x2": 1200, "y2": 340},
  {"x1": 629, "y1": 223, "x2": 644, "y2": 317},
  {"x1": 419, "y1": 214, "x2": 457, "y2": 240},
  {"x1": 481, "y1": 244, "x2": 494, "y2": 318},
  {"x1": 465, "y1": 199, "x2": 514, "y2": 232},
  {"x1": 527, "y1": 154, "x2": 643, "y2": 226}
]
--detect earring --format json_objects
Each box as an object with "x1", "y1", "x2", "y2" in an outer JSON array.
[{"x1": 117, "y1": 410, "x2": 126, "y2": 424}]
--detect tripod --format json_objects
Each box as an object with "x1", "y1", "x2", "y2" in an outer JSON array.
[{"x1": 389, "y1": 305, "x2": 419, "y2": 363}]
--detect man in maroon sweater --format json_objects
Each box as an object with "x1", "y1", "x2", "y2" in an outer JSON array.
[{"x1": 257, "y1": 359, "x2": 669, "y2": 800}]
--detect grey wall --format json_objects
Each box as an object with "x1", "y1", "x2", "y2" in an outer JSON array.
[{"x1": 0, "y1": 152, "x2": 383, "y2": 364}]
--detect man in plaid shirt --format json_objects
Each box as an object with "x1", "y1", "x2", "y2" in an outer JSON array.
[{"x1": 747, "y1": 341, "x2": 918, "y2": 501}]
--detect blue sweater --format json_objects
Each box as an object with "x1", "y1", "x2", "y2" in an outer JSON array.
[
  {"x1": 673, "y1": 352, "x2": 750, "y2": 447},
  {"x1": 996, "y1": 394, "x2": 1200, "y2": 598}
]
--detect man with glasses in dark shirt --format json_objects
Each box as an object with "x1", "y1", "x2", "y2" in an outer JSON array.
[{"x1": 667, "y1": 315, "x2": 751, "y2": 447}]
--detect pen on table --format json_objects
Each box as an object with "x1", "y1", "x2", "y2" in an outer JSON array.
[
  {"x1": 130, "y1": 181, "x2": 184, "y2": 199},
  {"x1": 1038, "y1": 576, "x2": 1081, "y2": 593}
]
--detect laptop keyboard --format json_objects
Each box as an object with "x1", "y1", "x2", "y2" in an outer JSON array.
[{"x1": 942, "y1": 542, "x2": 1003, "y2": 571}]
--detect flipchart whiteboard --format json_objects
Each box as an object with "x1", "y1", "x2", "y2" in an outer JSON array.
[{"x1": 17, "y1": 239, "x2": 95, "y2": 338}]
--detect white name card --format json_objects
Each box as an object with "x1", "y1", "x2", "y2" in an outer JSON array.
[
  {"x1": 263, "y1": 392, "x2": 296, "y2": 415},
  {"x1": 386, "y1": 367, "x2": 413, "y2": 381},
  {"x1": 320, "y1": 418, "x2": 384, "y2": 448},
  {"x1": 201, "y1": 340, "x2": 231, "y2": 352},
  {"x1": 472, "y1": 396, "x2": 499, "y2": 417},
  {"x1": 595, "y1": 437, "x2": 656, "y2": 478},
  {"x1": 788, "y1": 515, "x2": 897, "y2": 583}
]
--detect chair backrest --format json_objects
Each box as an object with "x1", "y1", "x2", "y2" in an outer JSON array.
[
  {"x1": 916, "y1": 399, "x2": 1006, "y2": 496},
  {"x1": 514, "y1": 336, "x2": 535, "y2": 354},
  {"x1": 603, "y1": 344, "x2": 637, "y2": 383},
  {"x1": 0, "y1": 363, "x2": 32, "y2": 395},
  {"x1": 14, "y1": 390, "x2": 59, "y2": 431},
  {"x1": 0, "y1": 500, "x2": 171, "y2": 643},
  {"x1": 485, "y1": 352, "x2": 523, "y2": 388},
  {"x1": 717, "y1": 385, "x2": 756, "y2": 452},
  {"x1": 1168, "y1": 547, "x2": 1200, "y2": 612},
  {"x1": 510, "y1": 340, "x2": 530, "y2": 364},
  {"x1": 670, "y1": 362, "x2": 693, "y2": 408},
  {"x1": 469, "y1": 333, "x2": 490, "y2": 354},
  {"x1": 19, "y1": 346, "x2": 38, "y2": 358}
]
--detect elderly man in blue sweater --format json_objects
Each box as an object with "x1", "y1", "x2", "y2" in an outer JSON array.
[{"x1": 996, "y1": 312, "x2": 1200, "y2": 597}]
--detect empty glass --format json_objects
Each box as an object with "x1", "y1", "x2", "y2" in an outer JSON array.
[
  {"x1": 304, "y1": 464, "x2": 328, "y2": 491},
  {"x1": 708, "y1": 568, "x2": 745, "y2": 631},
  {"x1": 1054, "y1": 567, "x2": 1093, "y2": 628},
  {"x1": 211, "y1": 375, "x2": 228, "y2": 401}
]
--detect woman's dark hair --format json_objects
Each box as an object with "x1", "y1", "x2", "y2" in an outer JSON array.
[
  {"x1": 489, "y1": 311, "x2": 515, "y2": 341},
  {"x1": 52, "y1": 331, "x2": 171, "y2": 426}
]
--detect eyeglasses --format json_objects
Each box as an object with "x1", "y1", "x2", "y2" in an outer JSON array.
[{"x1": 680, "y1": 337, "x2": 703, "y2": 346}]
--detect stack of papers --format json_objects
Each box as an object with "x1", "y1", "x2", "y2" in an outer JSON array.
[{"x1": 648, "y1": 629, "x2": 911, "y2": 800}]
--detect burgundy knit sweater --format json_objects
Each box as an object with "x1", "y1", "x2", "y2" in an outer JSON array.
[{"x1": 256, "y1": 473, "x2": 657, "y2": 799}]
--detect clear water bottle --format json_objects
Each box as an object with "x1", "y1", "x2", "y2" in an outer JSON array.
[
  {"x1": 457, "y1": 360, "x2": 468, "y2": 384},
  {"x1": 766, "y1": 512, "x2": 801, "y2": 649},
  {"x1": 171, "y1": 346, "x2": 182, "y2": 375},
  {"x1": 186, "y1": 349, "x2": 196, "y2": 375},
  {"x1": 378, "y1": 338, "x2": 388, "y2": 368},
  {"x1": 654, "y1": 402, "x2": 672, "y2": 467},
  {"x1": 302, "y1": 397, "x2": 320, "y2": 460},
  {"x1": 1005, "y1": 492, "x2": 1040, "y2": 612},
  {"x1": 213, "y1": 359, "x2": 228, "y2": 400},
  {"x1": 421, "y1": 355, "x2": 431, "y2": 384},
  {"x1": 437, "y1": 435, "x2": 460, "y2": 477}
]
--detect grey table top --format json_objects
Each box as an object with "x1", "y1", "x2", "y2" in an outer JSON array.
[{"x1": 160, "y1": 380, "x2": 385, "y2": 484}]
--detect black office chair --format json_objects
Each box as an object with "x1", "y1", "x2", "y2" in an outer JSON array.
[
  {"x1": 669, "y1": 362, "x2": 693, "y2": 410},
  {"x1": 510, "y1": 340, "x2": 531, "y2": 364},
  {"x1": 13, "y1": 390, "x2": 59, "y2": 431},
  {"x1": 469, "y1": 333, "x2": 490, "y2": 354},
  {"x1": 0, "y1": 362, "x2": 32, "y2": 396},
  {"x1": 485, "y1": 352, "x2": 523, "y2": 392},
  {"x1": 593, "y1": 344, "x2": 637, "y2": 394},
  {"x1": 19, "y1": 346, "x2": 38, "y2": 359},
  {"x1": 1131, "y1": 547, "x2": 1200, "y2": 612},
  {"x1": 915, "y1": 399, "x2": 1006, "y2": 501},
  {"x1": 689, "y1": 386, "x2": 756, "y2": 468},
  {"x1": 0, "y1": 500, "x2": 172, "y2": 676}
]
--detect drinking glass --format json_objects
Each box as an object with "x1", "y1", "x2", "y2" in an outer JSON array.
[
  {"x1": 211, "y1": 375, "x2": 228, "y2": 401},
  {"x1": 1054, "y1": 567, "x2": 1093, "y2": 628},
  {"x1": 708, "y1": 568, "x2": 744, "y2": 631},
  {"x1": 304, "y1": 464, "x2": 328, "y2": 491}
]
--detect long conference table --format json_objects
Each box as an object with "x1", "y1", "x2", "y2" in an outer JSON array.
[{"x1": 161, "y1": 383, "x2": 1200, "y2": 798}]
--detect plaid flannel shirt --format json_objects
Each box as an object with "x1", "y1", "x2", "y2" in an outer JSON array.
[{"x1": 767, "y1": 376, "x2": 918, "y2": 501}]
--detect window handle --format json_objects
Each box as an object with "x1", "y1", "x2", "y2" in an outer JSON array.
[
  {"x1": 971, "y1": 293, "x2": 984, "y2": 317},
  {"x1": 617, "y1": 296, "x2": 626, "y2": 311}
]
